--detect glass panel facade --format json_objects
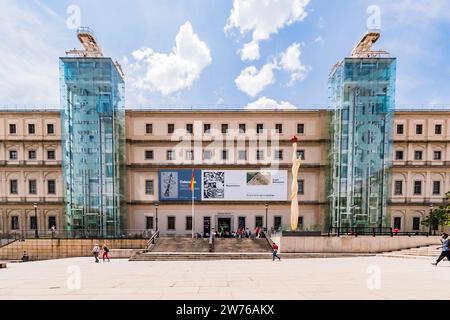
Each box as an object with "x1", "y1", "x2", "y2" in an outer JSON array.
[
  {"x1": 329, "y1": 57, "x2": 396, "y2": 229},
  {"x1": 60, "y1": 57, "x2": 125, "y2": 236}
]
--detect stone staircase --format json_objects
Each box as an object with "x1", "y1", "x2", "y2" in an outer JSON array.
[
  {"x1": 151, "y1": 237, "x2": 210, "y2": 252},
  {"x1": 130, "y1": 237, "x2": 272, "y2": 261},
  {"x1": 378, "y1": 245, "x2": 444, "y2": 260},
  {"x1": 213, "y1": 238, "x2": 271, "y2": 253}
]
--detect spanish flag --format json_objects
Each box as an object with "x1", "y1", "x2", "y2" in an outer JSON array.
[{"x1": 189, "y1": 169, "x2": 195, "y2": 191}]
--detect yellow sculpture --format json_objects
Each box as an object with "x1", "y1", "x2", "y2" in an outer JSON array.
[{"x1": 290, "y1": 136, "x2": 301, "y2": 231}]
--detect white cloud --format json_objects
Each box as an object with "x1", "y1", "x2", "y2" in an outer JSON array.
[
  {"x1": 125, "y1": 21, "x2": 212, "y2": 98},
  {"x1": 0, "y1": 0, "x2": 65, "y2": 106},
  {"x1": 382, "y1": 0, "x2": 450, "y2": 26},
  {"x1": 234, "y1": 63, "x2": 277, "y2": 97},
  {"x1": 313, "y1": 36, "x2": 324, "y2": 44},
  {"x1": 225, "y1": 0, "x2": 310, "y2": 61},
  {"x1": 279, "y1": 42, "x2": 309, "y2": 85},
  {"x1": 239, "y1": 41, "x2": 260, "y2": 61},
  {"x1": 245, "y1": 96, "x2": 296, "y2": 109}
]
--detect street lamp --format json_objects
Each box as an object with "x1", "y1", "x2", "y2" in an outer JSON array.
[
  {"x1": 154, "y1": 202, "x2": 159, "y2": 233},
  {"x1": 429, "y1": 204, "x2": 434, "y2": 236},
  {"x1": 33, "y1": 203, "x2": 39, "y2": 238},
  {"x1": 265, "y1": 203, "x2": 269, "y2": 232}
]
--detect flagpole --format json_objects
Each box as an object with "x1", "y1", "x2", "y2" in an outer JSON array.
[
  {"x1": 191, "y1": 170, "x2": 195, "y2": 239},
  {"x1": 192, "y1": 187, "x2": 194, "y2": 239}
]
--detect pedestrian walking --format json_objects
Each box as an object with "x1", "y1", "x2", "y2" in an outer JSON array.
[
  {"x1": 92, "y1": 243, "x2": 101, "y2": 263},
  {"x1": 432, "y1": 233, "x2": 450, "y2": 266},
  {"x1": 272, "y1": 242, "x2": 281, "y2": 261},
  {"x1": 102, "y1": 243, "x2": 110, "y2": 262}
]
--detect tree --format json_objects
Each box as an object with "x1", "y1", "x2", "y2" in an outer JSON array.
[{"x1": 422, "y1": 191, "x2": 450, "y2": 234}]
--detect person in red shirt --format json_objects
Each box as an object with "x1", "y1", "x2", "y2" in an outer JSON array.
[
  {"x1": 102, "y1": 243, "x2": 110, "y2": 262},
  {"x1": 272, "y1": 242, "x2": 281, "y2": 261}
]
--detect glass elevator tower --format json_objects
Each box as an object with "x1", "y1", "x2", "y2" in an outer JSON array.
[
  {"x1": 328, "y1": 31, "x2": 396, "y2": 230},
  {"x1": 59, "y1": 28, "x2": 125, "y2": 236}
]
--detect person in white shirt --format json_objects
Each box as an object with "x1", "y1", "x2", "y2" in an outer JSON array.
[{"x1": 91, "y1": 244, "x2": 101, "y2": 263}]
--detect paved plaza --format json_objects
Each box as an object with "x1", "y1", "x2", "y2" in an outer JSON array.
[{"x1": 0, "y1": 256, "x2": 449, "y2": 300}]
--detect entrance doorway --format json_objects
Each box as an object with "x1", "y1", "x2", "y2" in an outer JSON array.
[
  {"x1": 217, "y1": 218, "x2": 231, "y2": 234},
  {"x1": 203, "y1": 217, "x2": 211, "y2": 237}
]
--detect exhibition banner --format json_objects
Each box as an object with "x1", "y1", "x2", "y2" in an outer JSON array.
[
  {"x1": 159, "y1": 170, "x2": 201, "y2": 201},
  {"x1": 201, "y1": 170, "x2": 288, "y2": 201}
]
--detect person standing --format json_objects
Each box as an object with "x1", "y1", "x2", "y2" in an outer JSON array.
[
  {"x1": 102, "y1": 243, "x2": 110, "y2": 262},
  {"x1": 92, "y1": 243, "x2": 101, "y2": 263},
  {"x1": 50, "y1": 225, "x2": 56, "y2": 238},
  {"x1": 272, "y1": 242, "x2": 281, "y2": 261},
  {"x1": 432, "y1": 233, "x2": 450, "y2": 266}
]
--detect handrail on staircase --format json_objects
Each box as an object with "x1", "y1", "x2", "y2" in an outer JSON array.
[
  {"x1": 145, "y1": 230, "x2": 159, "y2": 250},
  {"x1": 262, "y1": 231, "x2": 274, "y2": 249}
]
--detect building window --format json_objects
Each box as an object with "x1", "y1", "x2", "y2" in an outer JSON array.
[
  {"x1": 145, "y1": 180, "x2": 154, "y2": 195},
  {"x1": 186, "y1": 123, "x2": 193, "y2": 134},
  {"x1": 393, "y1": 217, "x2": 402, "y2": 230},
  {"x1": 395, "y1": 150, "x2": 404, "y2": 160},
  {"x1": 47, "y1": 123, "x2": 55, "y2": 135},
  {"x1": 11, "y1": 216, "x2": 19, "y2": 230},
  {"x1": 47, "y1": 150, "x2": 55, "y2": 160},
  {"x1": 394, "y1": 181, "x2": 403, "y2": 195},
  {"x1": 255, "y1": 216, "x2": 263, "y2": 228},
  {"x1": 166, "y1": 150, "x2": 175, "y2": 160},
  {"x1": 29, "y1": 180, "x2": 37, "y2": 195},
  {"x1": 415, "y1": 124, "x2": 423, "y2": 135},
  {"x1": 204, "y1": 123, "x2": 211, "y2": 133},
  {"x1": 186, "y1": 150, "x2": 194, "y2": 160},
  {"x1": 167, "y1": 123, "x2": 175, "y2": 134},
  {"x1": 296, "y1": 150, "x2": 305, "y2": 160},
  {"x1": 256, "y1": 150, "x2": 264, "y2": 160},
  {"x1": 433, "y1": 151, "x2": 442, "y2": 161},
  {"x1": 145, "y1": 123, "x2": 153, "y2": 134},
  {"x1": 396, "y1": 124, "x2": 404, "y2": 135},
  {"x1": 28, "y1": 150, "x2": 36, "y2": 160},
  {"x1": 167, "y1": 216, "x2": 176, "y2": 230},
  {"x1": 145, "y1": 150, "x2": 154, "y2": 160},
  {"x1": 412, "y1": 217, "x2": 420, "y2": 231},
  {"x1": 48, "y1": 216, "x2": 56, "y2": 230},
  {"x1": 146, "y1": 217, "x2": 154, "y2": 230},
  {"x1": 433, "y1": 181, "x2": 441, "y2": 195},
  {"x1": 222, "y1": 149, "x2": 228, "y2": 160},
  {"x1": 239, "y1": 124, "x2": 246, "y2": 133},
  {"x1": 414, "y1": 150, "x2": 423, "y2": 161},
  {"x1": 274, "y1": 216, "x2": 282, "y2": 230},
  {"x1": 47, "y1": 180, "x2": 56, "y2": 195},
  {"x1": 30, "y1": 216, "x2": 37, "y2": 230},
  {"x1": 238, "y1": 150, "x2": 246, "y2": 161},
  {"x1": 203, "y1": 150, "x2": 212, "y2": 160},
  {"x1": 274, "y1": 150, "x2": 283, "y2": 160},
  {"x1": 9, "y1": 124, "x2": 17, "y2": 134},
  {"x1": 238, "y1": 217, "x2": 246, "y2": 229},
  {"x1": 297, "y1": 180, "x2": 304, "y2": 195},
  {"x1": 28, "y1": 123, "x2": 36, "y2": 134},
  {"x1": 413, "y1": 181, "x2": 422, "y2": 195},
  {"x1": 10, "y1": 180, "x2": 18, "y2": 194},
  {"x1": 185, "y1": 216, "x2": 192, "y2": 231},
  {"x1": 275, "y1": 123, "x2": 283, "y2": 134},
  {"x1": 9, "y1": 150, "x2": 17, "y2": 160},
  {"x1": 435, "y1": 124, "x2": 442, "y2": 135},
  {"x1": 297, "y1": 123, "x2": 305, "y2": 134},
  {"x1": 256, "y1": 123, "x2": 264, "y2": 134},
  {"x1": 221, "y1": 124, "x2": 228, "y2": 134},
  {"x1": 297, "y1": 216, "x2": 304, "y2": 230}
]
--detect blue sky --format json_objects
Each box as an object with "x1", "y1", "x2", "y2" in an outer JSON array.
[{"x1": 0, "y1": 0, "x2": 449, "y2": 109}]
